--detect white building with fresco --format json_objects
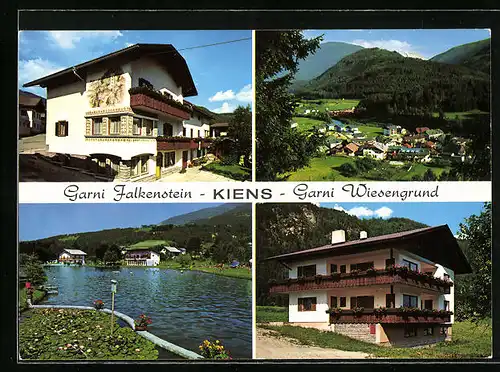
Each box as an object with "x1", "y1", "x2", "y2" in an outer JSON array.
[{"x1": 23, "y1": 43, "x2": 213, "y2": 181}]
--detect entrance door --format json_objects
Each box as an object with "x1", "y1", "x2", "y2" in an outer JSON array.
[
  {"x1": 156, "y1": 153, "x2": 163, "y2": 179},
  {"x1": 182, "y1": 151, "x2": 188, "y2": 169}
]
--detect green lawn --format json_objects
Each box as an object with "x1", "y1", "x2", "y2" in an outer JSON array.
[
  {"x1": 432, "y1": 110, "x2": 489, "y2": 120},
  {"x1": 293, "y1": 117, "x2": 326, "y2": 132},
  {"x1": 260, "y1": 318, "x2": 491, "y2": 358},
  {"x1": 357, "y1": 125, "x2": 384, "y2": 139},
  {"x1": 128, "y1": 240, "x2": 169, "y2": 249},
  {"x1": 285, "y1": 155, "x2": 449, "y2": 181},
  {"x1": 296, "y1": 98, "x2": 361, "y2": 114},
  {"x1": 256, "y1": 306, "x2": 288, "y2": 323},
  {"x1": 19, "y1": 287, "x2": 46, "y2": 312},
  {"x1": 202, "y1": 162, "x2": 251, "y2": 181},
  {"x1": 58, "y1": 235, "x2": 79, "y2": 242}
]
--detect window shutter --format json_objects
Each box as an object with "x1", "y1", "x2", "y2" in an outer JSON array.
[
  {"x1": 65, "y1": 121, "x2": 68, "y2": 136},
  {"x1": 102, "y1": 117, "x2": 109, "y2": 135},
  {"x1": 55, "y1": 121, "x2": 59, "y2": 136},
  {"x1": 85, "y1": 118, "x2": 92, "y2": 135},
  {"x1": 311, "y1": 301, "x2": 316, "y2": 311}
]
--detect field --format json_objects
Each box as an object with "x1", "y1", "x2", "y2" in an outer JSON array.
[
  {"x1": 293, "y1": 117, "x2": 325, "y2": 132},
  {"x1": 356, "y1": 125, "x2": 384, "y2": 139},
  {"x1": 296, "y1": 98, "x2": 360, "y2": 114},
  {"x1": 256, "y1": 306, "x2": 491, "y2": 359},
  {"x1": 284, "y1": 155, "x2": 449, "y2": 181},
  {"x1": 128, "y1": 240, "x2": 169, "y2": 248},
  {"x1": 432, "y1": 110, "x2": 489, "y2": 120}
]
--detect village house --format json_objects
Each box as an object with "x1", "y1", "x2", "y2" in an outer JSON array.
[
  {"x1": 23, "y1": 43, "x2": 213, "y2": 181},
  {"x1": 19, "y1": 90, "x2": 46, "y2": 137},
  {"x1": 210, "y1": 122, "x2": 229, "y2": 137},
  {"x1": 124, "y1": 247, "x2": 161, "y2": 266},
  {"x1": 416, "y1": 127, "x2": 431, "y2": 135},
  {"x1": 160, "y1": 246, "x2": 187, "y2": 258},
  {"x1": 383, "y1": 125, "x2": 399, "y2": 136},
  {"x1": 343, "y1": 142, "x2": 359, "y2": 156},
  {"x1": 362, "y1": 141, "x2": 387, "y2": 160},
  {"x1": 264, "y1": 226, "x2": 471, "y2": 347},
  {"x1": 58, "y1": 249, "x2": 87, "y2": 265}
]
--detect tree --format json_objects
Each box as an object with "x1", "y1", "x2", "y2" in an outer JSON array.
[
  {"x1": 186, "y1": 237, "x2": 201, "y2": 253},
  {"x1": 256, "y1": 31, "x2": 326, "y2": 180},
  {"x1": 103, "y1": 249, "x2": 120, "y2": 264},
  {"x1": 338, "y1": 162, "x2": 358, "y2": 177},
  {"x1": 422, "y1": 168, "x2": 437, "y2": 181},
  {"x1": 20, "y1": 253, "x2": 46, "y2": 286},
  {"x1": 227, "y1": 105, "x2": 252, "y2": 167},
  {"x1": 454, "y1": 203, "x2": 491, "y2": 322},
  {"x1": 177, "y1": 253, "x2": 192, "y2": 267}
]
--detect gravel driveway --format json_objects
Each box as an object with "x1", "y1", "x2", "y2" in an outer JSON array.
[{"x1": 255, "y1": 327, "x2": 370, "y2": 359}]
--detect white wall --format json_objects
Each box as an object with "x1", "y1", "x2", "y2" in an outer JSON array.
[
  {"x1": 325, "y1": 249, "x2": 391, "y2": 273},
  {"x1": 288, "y1": 258, "x2": 328, "y2": 278},
  {"x1": 289, "y1": 291, "x2": 329, "y2": 323},
  {"x1": 184, "y1": 112, "x2": 211, "y2": 138},
  {"x1": 435, "y1": 264, "x2": 455, "y2": 323},
  {"x1": 131, "y1": 57, "x2": 183, "y2": 102},
  {"x1": 326, "y1": 287, "x2": 388, "y2": 309}
]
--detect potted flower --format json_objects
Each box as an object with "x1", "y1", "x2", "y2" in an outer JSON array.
[
  {"x1": 134, "y1": 314, "x2": 152, "y2": 331},
  {"x1": 326, "y1": 307, "x2": 343, "y2": 320},
  {"x1": 352, "y1": 306, "x2": 365, "y2": 317},
  {"x1": 373, "y1": 306, "x2": 388, "y2": 317},
  {"x1": 349, "y1": 269, "x2": 360, "y2": 276},
  {"x1": 93, "y1": 299, "x2": 104, "y2": 310},
  {"x1": 366, "y1": 267, "x2": 377, "y2": 276},
  {"x1": 330, "y1": 272, "x2": 341, "y2": 281}
]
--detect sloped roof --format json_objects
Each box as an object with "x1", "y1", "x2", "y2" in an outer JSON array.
[
  {"x1": 23, "y1": 44, "x2": 197, "y2": 97},
  {"x1": 263, "y1": 225, "x2": 471, "y2": 274},
  {"x1": 63, "y1": 249, "x2": 87, "y2": 255},
  {"x1": 211, "y1": 122, "x2": 229, "y2": 128},
  {"x1": 164, "y1": 246, "x2": 181, "y2": 253},
  {"x1": 344, "y1": 143, "x2": 359, "y2": 153},
  {"x1": 19, "y1": 90, "x2": 46, "y2": 108}
]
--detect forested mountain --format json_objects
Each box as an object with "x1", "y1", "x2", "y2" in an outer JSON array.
[
  {"x1": 295, "y1": 47, "x2": 490, "y2": 115},
  {"x1": 430, "y1": 38, "x2": 490, "y2": 74},
  {"x1": 159, "y1": 203, "x2": 241, "y2": 225},
  {"x1": 19, "y1": 205, "x2": 252, "y2": 263},
  {"x1": 294, "y1": 41, "x2": 364, "y2": 82},
  {"x1": 256, "y1": 203, "x2": 429, "y2": 305}
]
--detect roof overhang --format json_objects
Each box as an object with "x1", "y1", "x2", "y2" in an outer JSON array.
[
  {"x1": 262, "y1": 225, "x2": 472, "y2": 275},
  {"x1": 23, "y1": 44, "x2": 197, "y2": 97}
]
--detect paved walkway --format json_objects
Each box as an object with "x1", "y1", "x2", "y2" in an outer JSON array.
[
  {"x1": 255, "y1": 327, "x2": 370, "y2": 359},
  {"x1": 157, "y1": 165, "x2": 237, "y2": 182}
]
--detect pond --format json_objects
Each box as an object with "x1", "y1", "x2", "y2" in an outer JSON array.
[{"x1": 37, "y1": 266, "x2": 252, "y2": 359}]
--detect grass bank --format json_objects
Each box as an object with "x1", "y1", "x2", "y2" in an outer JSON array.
[
  {"x1": 259, "y1": 318, "x2": 491, "y2": 358},
  {"x1": 157, "y1": 260, "x2": 251, "y2": 280},
  {"x1": 256, "y1": 306, "x2": 288, "y2": 323},
  {"x1": 19, "y1": 287, "x2": 46, "y2": 312},
  {"x1": 19, "y1": 308, "x2": 158, "y2": 360},
  {"x1": 202, "y1": 162, "x2": 251, "y2": 181}
]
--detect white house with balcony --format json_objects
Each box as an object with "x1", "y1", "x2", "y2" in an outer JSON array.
[
  {"x1": 264, "y1": 225, "x2": 471, "y2": 347},
  {"x1": 23, "y1": 43, "x2": 213, "y2": 181}
]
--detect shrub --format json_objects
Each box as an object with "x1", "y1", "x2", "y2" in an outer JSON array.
[
  {"x1": 198, "y1": 339, "x2": 231, "y2": 360},
  {"x1": 355, "y1": 157, "x2": 377, "y2": 172},
  {"x1": 338, "y1": 162, "x2": 358, "y2": 177}
]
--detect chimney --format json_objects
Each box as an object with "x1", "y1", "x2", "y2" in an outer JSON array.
[
  {"x1": 331, "y1": 230, "x2": 346, "y2": 245},
  {"x1": 360, "y1": 231, "x2": 368, "y2": 240}
]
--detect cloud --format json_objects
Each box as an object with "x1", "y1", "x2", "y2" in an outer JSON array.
[
  {"x1": 209, "y1": 84, "x2": 253, "y2": 103},
  {"x1": 235, "y1": 84, "x2": 252, "y2": 102},
  {"x1": 212, "y1": 102, "x2": 236, "y2": 113},
  {"x1": 209, "y1": 89, "x2": 235, "y2": 102},
  {"x1": 48, "y1": 31, "x2": 123, "y2": 49},
  {"x1": 19, "y1": 58, "x2": 64, "y2": 86},
  {"x1": 350, "y1": 39, "x2": 426, "y2": 59},
  {"x1": 333, "y1": 204, "x2": 394, "y2": 219}
]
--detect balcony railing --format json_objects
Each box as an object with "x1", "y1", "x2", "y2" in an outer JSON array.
[
  {"x1": 268, "y1": 267, "x2": 453, "y2": 294},
  {"x1": 156, "y1": 136, "x2": 213, "y2": 151},
  {"x1": 327, "y1": 308, "x2": 452, "y2": 324},
  {"x1": 129, "y1": 86, "x2": 192, "y2": 120}
]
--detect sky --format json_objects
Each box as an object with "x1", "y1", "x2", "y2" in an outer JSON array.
[
  {"x1": 302, "y1": 29, "x2": 491, "y2": 59},
  {"x1": 319, "y1": 202, "x2": 486, "y2": 235},
  {"x1": 18, "y1": 30, "x2": 252, "y2": 113},
  {"x1": 19, "y1": 203, "x2": 228, "y2": 241}
]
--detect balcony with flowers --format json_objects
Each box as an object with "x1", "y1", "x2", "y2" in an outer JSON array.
[
  {"x1": 268, "y1": 265, "x2": 453, "y2": 294},
  {"x1": 326, "y1": 306, "x2": 453, "y2": 324},
  {"x1": 129, "y1": 86, "x2": 193, "y2": 120}
]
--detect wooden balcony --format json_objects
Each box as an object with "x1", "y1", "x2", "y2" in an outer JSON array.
[
  {"x1": 328, "y1": 308, "x2": 452, "y2": 324},
  {"x1": 129, "y1": 88, "x2": 191, "y2": 120},
  {"x1": 268, "y1": 269, "x2": 452, "y2": 294},
  {"x1": 156, "y1": 137, "x2": 212, "y2": 151}
]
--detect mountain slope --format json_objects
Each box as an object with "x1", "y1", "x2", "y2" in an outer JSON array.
[
  {"x1": 296, "y1": 47, "x2": 490, "y2": 114},
  {"x1": 294, "y1": 41, "x2": 364, "y2": 82},
  {"x1": 159, "y1": 203, "x2": 241, "y2": 225},
  {"x1": 194, "y1": 203, "x2": 252, "y2": 226},
  {"x1": 430, "y1": 38, "x2": 490, "y2": 73}
]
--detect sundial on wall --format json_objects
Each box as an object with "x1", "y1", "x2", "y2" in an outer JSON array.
[{"x1": 88, "y1": 68, "x2": 125, "y2": 108}]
